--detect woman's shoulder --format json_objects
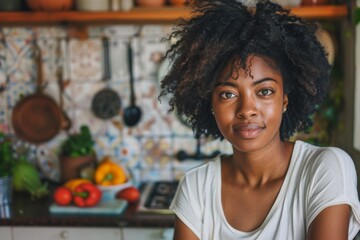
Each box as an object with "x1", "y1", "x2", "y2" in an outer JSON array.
[
  {"x1": 294, "y1": 140, "x2": 355, "y2": 173},
  {"x1": 182, "y1": 158, "x2": 220, "y2": 181},
  {"x1": 176, "y1": 158, "x2": 221, "y2": 202}
]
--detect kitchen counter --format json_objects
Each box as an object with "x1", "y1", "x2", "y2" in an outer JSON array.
[{"x1": 0, "y1": 187, "x2": 175, "y2": 228}]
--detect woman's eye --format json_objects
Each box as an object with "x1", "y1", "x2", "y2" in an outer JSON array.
[
  {"x1": 220, "y1": 92, "x2": 236, "y2": 99},
  {"x1": 258, "y1": 89, "x2": 274, "y2": 96}
]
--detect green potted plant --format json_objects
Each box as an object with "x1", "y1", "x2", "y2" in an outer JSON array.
[{"x1": 59, "y1": 125, "x2": 96, "y2": 183}]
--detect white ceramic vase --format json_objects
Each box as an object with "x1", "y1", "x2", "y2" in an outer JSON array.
[{"x1": 76, "y1": 0, "x2": 109, "y2": 11}]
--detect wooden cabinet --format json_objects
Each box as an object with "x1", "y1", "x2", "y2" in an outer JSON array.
[
  {"x1": 4, "y1": 226, "x2": 174, "y2": 240},
  {"x1": 123, "y1": 227, "x2": 174, "y2": 240},
  {"x1": 0, "y1": 227, "x2": 12, "y2": 240},
  {"x1": 0, "y1": 5, "x2": 349, "y2": 25},
  {"x1": 12, "y1": 227, "x2": 121, "y2": 240}
]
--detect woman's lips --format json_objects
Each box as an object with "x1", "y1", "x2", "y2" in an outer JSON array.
[{"x1": 233, "y1": 124, "x2": 265, "y2": 138}]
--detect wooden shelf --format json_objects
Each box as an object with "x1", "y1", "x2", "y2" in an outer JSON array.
[
  {"x1": 290, "y1": 5, "x2": 348, "y2": 19},
  {"x1": 0, "y1": 5, "x2": 348, "y2": 25}
]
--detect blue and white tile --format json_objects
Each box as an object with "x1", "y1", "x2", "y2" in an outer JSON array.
[
  {"x1": 71, "y1": 107, "x2": 111, "y2": 137},
  {"x1": 140, "y1": 137, "x2": 173, "y2": 170},
  {"x1": 140, "y1": 25, "x2": 169, "y2": 38},
  {"x1": 104, "y1": 25, "x2": 140, "y2": 38},
  {"x1": 5, "y1": 81, "x2": 35, "y2": 108},
  {"x1": 5, "y1": 39, "x2": 33, "y2": 83},
  {"x1": 68, "y1": 38, "x2": 102, "y2": 82},
  {"x1": 70, "y1": 82, "x2": 106, "y2": 109},
  {"x1": 35, "y1": 132, "x2": 68, "y2": 182},
  {"x1": 35, "y1": 27, "x2": 67, "y2": 39},
  {"x1": 171, "y1": 137, "x2": 207, "y2": 180},
  {"x1": 0, "y1": 103, "x2": 9, "y2": 130},
  {"x1": 113, "y1": 135, "x2": 141, "y2": 171},
  {"x1": 203, "y1": 138, "x2": 233, "y2": 156},
  {"x1": 170, "y1": 114, "x2": 194, "y2": 136},
  {"x1": 37, "y1": 38, "x2": 60, "y2": 84},
  {"x1": 95, "y1": 121, "x2": 123, "y2": 150},
  {"x1": 134, "y1": 79, "x2": 172, "y2": 136},
  {"x1": 109, "y1": 38, "x2": 130, "y2": 81},
  {"x1": 138, "y1": 37, "x2": 169, "y2": 79},
  {"x1": 11, "y1": 138, "x2": 38, "y2": 165},
  {"x1": 2, "y1": 27, "x2": 33, "y2": 41}
]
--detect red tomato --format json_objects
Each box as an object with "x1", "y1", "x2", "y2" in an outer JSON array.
[
  {"x1": 116, "y1": 186, "x2": 140, "y2": 203},
  {"x1": 53, "y1": 186, "x2": 72, "y2": 206}
]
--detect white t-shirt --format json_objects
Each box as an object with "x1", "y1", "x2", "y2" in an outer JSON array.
[{"x1": 170, "y1": 140, "x2": 360, "y2": 240}]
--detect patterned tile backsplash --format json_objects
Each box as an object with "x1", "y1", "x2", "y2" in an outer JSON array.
[{"x1": 0, "y1": 25, "x2": 232, "y2": 183}]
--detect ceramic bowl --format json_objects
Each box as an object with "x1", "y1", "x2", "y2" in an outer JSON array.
[
  {"x1": 26, "y1": 0, "x2": 74, "y2": 11},
  {"x1": 97, "y1": 181, "x2": 133, "y2": 202}
]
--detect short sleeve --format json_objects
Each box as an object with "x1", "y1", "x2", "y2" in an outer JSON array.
[
  {"x1": 306, "y1": 147, "x2": 360, "y2": 238},
  {"x1": 169, "y1": 170, "x2": 203, "y2": 238}
]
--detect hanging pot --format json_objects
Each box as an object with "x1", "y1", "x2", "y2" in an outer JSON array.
[
  {"x1": 91, "y1": 37, "x2": 122, "y2": 120},
  {"x1": 12, "y1": 41, "x2": 62, "y2": 144}
]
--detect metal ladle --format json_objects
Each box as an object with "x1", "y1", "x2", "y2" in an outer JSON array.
[{"x1": 123, "y1": 41, "x2": 142, "y2": 127}]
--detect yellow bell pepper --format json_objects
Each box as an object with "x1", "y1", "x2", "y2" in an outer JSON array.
[
  {"x1": 64, "y1": 178, "x2": 91, "y2": 192},
  {"x1": 94, "y1": 159, "x2": 127, "y2": 186}
]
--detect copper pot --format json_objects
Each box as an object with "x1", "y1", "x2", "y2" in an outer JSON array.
[{"x1": 12, "y1": 41, "x2": 62, "y2": 144}]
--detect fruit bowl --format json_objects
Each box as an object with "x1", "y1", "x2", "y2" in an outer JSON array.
[
  {"x1": 26, "y1": 0, "x2": 74, "y2": 11},
  {"x1": 97, "y1": 181, "x2": 133, "y2": 201}
]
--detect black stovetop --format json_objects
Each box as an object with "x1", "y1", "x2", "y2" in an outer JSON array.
[{"x1": 138, "y1": 181, "x2": 178, "y2": 213}]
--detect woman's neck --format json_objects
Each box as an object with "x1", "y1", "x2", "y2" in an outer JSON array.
[{"x1": 224, "y1": 140, "x2": 294, "y2": 188}]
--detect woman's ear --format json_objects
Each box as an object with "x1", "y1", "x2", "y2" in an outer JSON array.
[{"x1": 283, "y1": 95, "x2": 289, "y2": 113}]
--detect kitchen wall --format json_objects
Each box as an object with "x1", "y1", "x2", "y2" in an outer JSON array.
[{"x1": 0, "y1": 25, "x2": 233, "y2": 184}]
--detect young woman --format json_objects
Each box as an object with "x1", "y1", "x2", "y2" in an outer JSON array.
[{"x1": 160, "y1": 0, "x2": 360, "y2": 239}]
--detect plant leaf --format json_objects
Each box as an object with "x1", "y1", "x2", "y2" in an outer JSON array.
[{"x1": 355, "y1": 7, "x2": 360, "y2": 25}]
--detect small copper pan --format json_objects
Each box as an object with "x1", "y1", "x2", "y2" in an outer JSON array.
[{"x1": 12, "y1": 41, "x2": 62, "y2": 144}]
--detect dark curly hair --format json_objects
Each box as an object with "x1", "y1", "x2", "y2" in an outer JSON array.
[{"x1": 159, "y1": 0, "x2": 331, "y2": 140}]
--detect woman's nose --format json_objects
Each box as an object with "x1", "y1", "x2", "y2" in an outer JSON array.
[{"x1": 235, "y1": 95, "x2": 258, "y2": 119}]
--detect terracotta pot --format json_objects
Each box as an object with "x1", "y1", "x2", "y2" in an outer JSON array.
[
  {"x1": 169, "y1": 0, "x2": 186, "y2": 7},
  {"x1": 26, "y1": 0, "x2": 74, "y2": 11},
  {"x1": 136, "y1": 0, "x2": 165, "y2": 7},
  {"x1": 301, "y1": 0, "x2": 328, "y2": 6},
  {"x1": 60, "y1": 154, "x2": 96, "y2": 183}
]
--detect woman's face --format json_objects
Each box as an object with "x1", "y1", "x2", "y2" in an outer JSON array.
[{"x1": 211, "y1": 55, "x2": 288, "y2": 153}]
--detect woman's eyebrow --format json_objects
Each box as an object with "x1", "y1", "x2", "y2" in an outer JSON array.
[
  {"x1": 252, "y1": 78, "x2": 278, "y2": 86},
  {"x1": 215, "y1": 78, "x2": 278, "y2": 87},
  {"x1": 214, "y1": 81, "x2": 237, "y2": 87}
]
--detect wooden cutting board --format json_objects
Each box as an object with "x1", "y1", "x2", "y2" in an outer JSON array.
[{"x1": 49, "y1": 199, "x2": 128, "y2": 216}]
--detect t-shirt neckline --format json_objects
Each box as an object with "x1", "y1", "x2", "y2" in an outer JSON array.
[{"x1": 216, "y1": 140, "x2": 301, "y2": 236}]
